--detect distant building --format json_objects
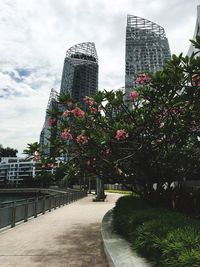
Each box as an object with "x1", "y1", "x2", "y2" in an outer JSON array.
[
  {"x1": 60, "y1": 42, "x2": 98, "y2": 103},
  {"x1": 40, "y1": 88, "x2": 58, "y2": 156},
  {"x1": 40, "y1": 43, "x2": 98, "y2": 156},
  {"x1": 125, "y1": 14, "x2": 171, "y2": 101},
  {"x1": 188, "y1": 5, "x2": 200, "y2": 56},
  {"x1": 0, "y1": 157, "x2": 38, "y2": 185}
]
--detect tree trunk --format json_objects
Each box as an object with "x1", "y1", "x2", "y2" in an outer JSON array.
[{"x1": 96, "y1": 176, "x2": 105, "y2": 200}]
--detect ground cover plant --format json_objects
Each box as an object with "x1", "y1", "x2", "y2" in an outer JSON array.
[{"x1": 113, "y1": 195, "x2": 200, "y2": 267}]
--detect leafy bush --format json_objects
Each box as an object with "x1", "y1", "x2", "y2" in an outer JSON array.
[
  {"x1": 113, "y1": 195, "x2": 200, "y2": 267},
  {"x1": 161, "y1": 227, "x2": 200, "y2": 267}
]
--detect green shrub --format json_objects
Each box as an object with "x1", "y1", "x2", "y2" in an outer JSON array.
[
  {"x1": 113, "y1": 195, "x2": 150, "y2": 236},
  {"x1": 161, "y1": 227, "x2": 200, "y2": 267},
  {"x1": 113, "y1": 195, "x2": 200, "y2": 267},
  {"x1": 133, "y1": 220, "x2": 172, "y2": 261}
]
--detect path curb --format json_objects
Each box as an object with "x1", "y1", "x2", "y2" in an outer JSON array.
[{"x1": 101, "y1": 209, "x2": 152, "y2": 267}]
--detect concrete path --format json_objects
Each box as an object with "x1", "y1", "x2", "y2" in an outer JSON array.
[{"x1": 0, "y1": 193, "x2": 121, "y2": 267}]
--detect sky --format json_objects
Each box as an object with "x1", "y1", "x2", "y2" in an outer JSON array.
[{"x1": 0, "y1": 0, "x2": 199, "y2": 156}]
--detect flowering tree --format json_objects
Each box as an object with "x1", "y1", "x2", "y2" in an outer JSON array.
[{"x1": 26, "y1": 38, "x2": 200, "y2": 202}]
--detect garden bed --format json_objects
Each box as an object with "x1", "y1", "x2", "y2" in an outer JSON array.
[{"x1": 113, "y1": 195, "x2": 200, "y2": 267}]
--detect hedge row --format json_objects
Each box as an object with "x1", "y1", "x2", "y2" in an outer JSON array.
[{"x1": 113, "y1": 195, "x2": 200, "y2": 267}]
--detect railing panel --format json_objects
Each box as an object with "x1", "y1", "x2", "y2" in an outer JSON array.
[
  {"x1": 0, "y1": 190, "x2": 87, "y2": 229},
  {"x1": 15, "y1": 204, "x2": 25, "y2": 223},
  {"x1": 28, "y1": 202, "x2": 35, "y2": 217},
  {"x1": 37, "y1": 199, "x2": 43, "y2": 214},
  {"x1": 0, "y1": 206, "x2": 12, "y2": 228},
  {"x1": 45, "y1": 198, "x2": 50, "y2": 211}
]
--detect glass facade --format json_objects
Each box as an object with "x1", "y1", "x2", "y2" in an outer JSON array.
[
  {"x1": 125, "y1": 14, "x2": 171, "y2": 100},
  {"x1": 60, "y1": 42, "x2": 98, "y2": 102},
  {"x1": 188, "y1": 5, "x2": 200, "y2": 56}
]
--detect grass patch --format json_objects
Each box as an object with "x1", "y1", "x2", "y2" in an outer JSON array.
[
  {"x1": 113, "y1": 195, "x2": 200, "y2": 267},
  {"x1": 105, "y1": 189, "x2": 133, "y2": 194}
]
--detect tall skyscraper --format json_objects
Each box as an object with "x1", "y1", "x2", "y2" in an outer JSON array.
[
  {"x1": 40, "y1": 88, "x2": 58, "y2": 155},
  {"x1": 188, "y1": 5, "x2": 200, "y2": 57},
  {"x1": 60, "y1": 42, "x2": 98, "y2": 102},
  {"x1": 125, "y1": 14, "x2": 171, "y2": 100},
  {"x1": 40, "y1": 42, "x2": 98, "y2": 156}
]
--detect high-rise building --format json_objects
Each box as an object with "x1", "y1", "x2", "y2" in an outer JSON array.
[
  {"x1": 125, "y1": 15, "x2": 171, "y2": 100},
  {"x1": 40, "y1": 88, "x2": 58, "y2": 155},
  {"x1": 40, "y1": 42, "x2": 98, "y2": 156},
  {"x1": 60, "y1": 42, "x2": 98, "y2": 102},
  {"x1": 188, "y1": 5, "x2": 200, "y2": 56}
]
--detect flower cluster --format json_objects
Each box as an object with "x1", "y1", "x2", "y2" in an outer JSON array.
[
  {"x1": 157, "y1": 107, "x2": 183, "y2": 123},
  {"x1": 48, "y1": 118, "x2": 56, "y2": 126},
  {"x1": 67, "y1": 101, "x2": 73, "y2": 107},
  {"x1": 192, "y1": 74, "x2": 200, "y2": 86},
  {"x1": 129, "y1": 90, "x2": 139, "y2": 101},
  {"x1": 85, "y1": 158, "x2": 96, "y2": 168},
  {"x1": 42, "y1": 163, "x2": 54, "y2": 168},
  {"x1": 63, "y1": 110, "x2": 71, "y2": 117},
  {"x1": 83, "y1": 96, "x2": 95, "y2": 106},
  {"x1": 102, "y1": 148, "x2": 112, "y2": 158},
  {"x1": 115, "y1": 129, "x2": 129, "y2": 141},
  {"x1": 76, "y1": 134, "x2": 89, "y2": 144},
  {"x1": 89, "y1": 106, "x2": 98, "y2": 114},
  {"x1": 32, "y1": 151, "x2": 41, "y2": 162},
  {"x1": 191, "y1": 125, "x2": 200, "y2": 132},
  {"x1": 136, "y1": 73, "x2": 151, "y2": 85},
  {"x1": 71, "y1": 107, "x2": 85, "y2": 118},
  {"x1": 61, "y1": 128, "x2": 73, "y2": 140}
]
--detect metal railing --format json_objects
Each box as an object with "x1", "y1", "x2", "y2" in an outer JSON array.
[{"x1": 0, "y1": 190, "x2": 87, "y2": 229}]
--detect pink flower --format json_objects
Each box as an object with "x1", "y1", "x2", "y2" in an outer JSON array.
[
  {"x1": 83, "y1": 96, "x2": 95, "y2": 106},
  {"x1": 136, "y1": 73, "x2": 151, "y2": 85},
  {"x1": 191, "y1": 126, "x2": 200, "y2": 132},
  {"x1": 61, "y1": 128, "x2": 73, "y2": 140},
  {"x1": 67, "y1": 101, "x2": 73, "y2": 107},
  {"x1": 106, "y1": 148, "x2": 112, "y2": 155},
  {"x1": 86, "y1": 160, "x2": 91, "y2": 166},
  {"x1": 115, "y1": 129, "x2": 129, "y2": 141},
  {"x1": 192, "y1": 74, "x2": 200, "y2": 86},
  {"x1": 89, "y1": 106, "x2": 97, "y2": 114},
  {"x1": 47, "y1": 163, "x2": 54, "y2": 168},
  {"x1": 129, "y1": 90, "x2": 139, "y2": 101},
  {"x1": 32, "y1": 151, "x2": 41, "y2": 162},
  {"x1": 76, "y1": 134, "x2": 89, "y2": 144},
  {"x1": 71, "y1": 107, "x2": 85, "y2": 118},
  {"x1": 63, "y1": 110, "x2": 71, "y2": 117},
  {"x1": 48, "y1": 118, "x2": 56, "y2": 126}
]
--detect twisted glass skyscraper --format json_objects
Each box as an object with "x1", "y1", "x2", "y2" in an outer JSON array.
[
  {"x1": 188, "y1": 5, "x2": 200, "y2": 56},
  {"x1": 125, "y1": 15, "x2": 171, "y2": 100},
  {"x1": 60, "y1": 42, "x2": 98, "y2": 102}
]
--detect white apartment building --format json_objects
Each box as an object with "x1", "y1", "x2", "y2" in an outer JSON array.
[{"x1": 0, "y1": 157, "x2": 37, "y2": 185}]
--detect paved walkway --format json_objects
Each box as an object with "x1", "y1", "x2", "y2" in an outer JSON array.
[{"x1": 0, "y1": 193, "x2": 121, "y2": 267}]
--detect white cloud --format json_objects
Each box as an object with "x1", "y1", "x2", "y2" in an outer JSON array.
[{"x1": 0, "y1": 0, "x2": 199, "y2": 154}]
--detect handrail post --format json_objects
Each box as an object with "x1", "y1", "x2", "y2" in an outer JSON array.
[
  {"x1": 49, "y1": 197, "x2": 51, "y2": 212},
  {"x1": 11, "y1": 202, "x2": 16, "y2": 228},
  {"x1": 24, "y1": 199, "x2": 29, "y2": 222},
  {"x1": 54, "y1": 196, "x2": 56, "y2": 209},
  {"x1": 42, "y1": 197, "x2": 45, "y2": 214},
  {"x1": 34, "y1": 197, "x2": 38, "y2": 218},
  {"x1": 58, "y1": 195, "x2": 61, "y2": 208}
]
